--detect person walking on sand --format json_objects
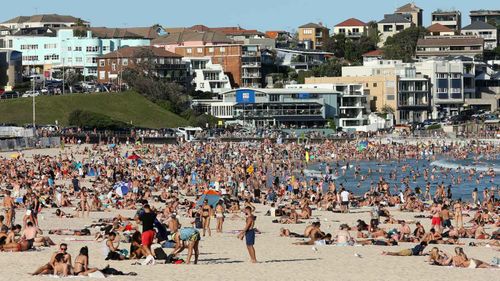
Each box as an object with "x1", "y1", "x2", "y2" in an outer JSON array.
[{"x1": 238, "y1": 206, "x2": 257, "y2": 263}]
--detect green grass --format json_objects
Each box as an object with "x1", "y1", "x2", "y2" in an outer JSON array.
[{"x1": 0, "y1": 91, "x2": 189, "y2": 128}]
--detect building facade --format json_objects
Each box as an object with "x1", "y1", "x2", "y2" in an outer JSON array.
[
  {"x1": 431, "y1": 10, "x2": 462, "y2": 31},
  {"x1": 395, "y1": 3, "x2": 423, "y2": 27},
  {"x1": 0, "y1": 50, "x2": 22, "y2": 90},
  {"x1": 183, "y1": 56, "x2": 231, "y2": 94},
  {"x1": 416, "y1": 36, "x2": 484, "y2": 59},
  {"x1": 0, "y1": 29, "x2": 150, "y2": 78},
  {"x1": 297, "y1": 23, "x2": 330, "y2": 50},
  {"x1": 377, "y1": 14, "x2": 414, "y2": 47},
  {"x1": 461, "y1": 21, "x2": 498, "y2": 50},
  {"x1": 96, "y1": 46, "x2": 188, "y2": 86},
  {"x1": 470, "y1": 10, "x2": 500, "y2": 25},
  {"x1": 333, "y1": 18, "x2": 367, "y2": 39}
]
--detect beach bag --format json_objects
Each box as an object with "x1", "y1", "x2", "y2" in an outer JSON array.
[
  {"x1": 154, "y1": 247, "x2": 168, "y2": 260},
  {"x1": 194, "y1": 217, "x2": 203, "y2": 229}
]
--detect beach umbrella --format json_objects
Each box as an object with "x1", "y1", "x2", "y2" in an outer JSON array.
[
  {"x1": 114, "y1": 181, "x2": 129, "y2": 197},
  {"x1": 357, "y1": 141, "x2": 368, "y2": 152},
  {"x1": 10, "y1": 153, "x2": 20, "y2": 159},
  {"x1": 108, "y1": 144, "x2": 116, "y2": 148},
  {"x1": 196, "y1": 190, "x2": 221, "y2": 207},
  {"x1": 127, "y1": 154, "x2": 140, "y2": 160}
]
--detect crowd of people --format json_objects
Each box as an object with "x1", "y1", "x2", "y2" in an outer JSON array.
[{"x1": 0, "y1": 136, "x2": 498, "y2": 277}]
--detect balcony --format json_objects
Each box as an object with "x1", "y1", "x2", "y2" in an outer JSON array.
[
  {"x1": 242, "y1": 73, "x2": 261, "y2": 79},
  {"x1": 315, "y1": 32, "x2": 323, "y2": 38},
  {"x1": 242, "y1": 51, "x2": 259, "y2": 57},
  {"x1": 242, "y1": 62, "x2": 261, "y2": 68}
]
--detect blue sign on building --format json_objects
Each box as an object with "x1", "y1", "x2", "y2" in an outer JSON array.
[
  {"x1": 298, "y1": 93, "x2": 311, "y2": 99},
  {"x1": 236, "y1": 89, "x2": 256, "y2": 104}
]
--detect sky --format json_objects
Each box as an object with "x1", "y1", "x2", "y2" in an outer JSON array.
[{"x1": 1, "y1": 0, "x2": 498, "y2": 31}]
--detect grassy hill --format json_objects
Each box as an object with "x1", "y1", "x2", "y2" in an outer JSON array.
[{"x1": 0, "y1": 91, "x2": 189, "y2": 128}]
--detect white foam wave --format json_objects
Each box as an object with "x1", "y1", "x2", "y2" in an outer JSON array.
[{"x1": 430, "y1": 159, "x2": 500, "y2": 173}]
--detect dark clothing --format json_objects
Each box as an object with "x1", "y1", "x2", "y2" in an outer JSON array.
[
  {"x1": 411, "y1": 244, "x2": 426, "y2": 256},
  {"x1": 245, "y1": 229, "x2": 256, "y2": 246},
  {"x1": 140, "y1": 211, "x2": 156, "y2": 232},
  {"x1": 72, "y1": 178, "x2": 80, "y2": 192}
]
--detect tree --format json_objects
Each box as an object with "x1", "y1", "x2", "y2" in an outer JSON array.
[
  {"x1": 382, "y1": 27, "x2": 428, "y2": 62},
  {"x1": 311, "y1": 58, "x2": 343, "y2": 77},
  {"x1": 323, "y1": 33, "x2": 377, "y2": 63}
]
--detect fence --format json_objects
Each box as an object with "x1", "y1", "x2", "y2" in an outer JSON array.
[{"x1": 0, "y1": 137, "x2": 60, "y2": 152}]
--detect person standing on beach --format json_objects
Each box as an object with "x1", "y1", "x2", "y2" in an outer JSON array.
[
  {"x1": 137, "y1": 204, "x2": 156, "y2": 251},
  {"x1": 3, "y1": 190, "x2": 14, "y2": 228},
  {"x1": 239, "y1": 206, "x2": 257, "y2": 263}
]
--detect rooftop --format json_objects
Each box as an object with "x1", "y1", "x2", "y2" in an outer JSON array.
[
  {"x1": 462, "y1": 21, "x2": 497, "y2": 31},
  {"x1": 299, "y1": 23, "x2": 329, "y2": 30},
  {"x1": 100, "y1": 46, "x2": 181, "y2": 59},
  {"x1": 417, "y1": 36, "x2": 484, "y2": 47},
  {"x1": 152, "y1": 30, "x2": 233, "y2": 45},
  {"x1": 335, "y1": 18, "x2": 367, "y2": 27},
  {"x1": 2, "y1": 14, "x2": 88, "y2": 25},
  {"x1": 84, "y1": 26, "x2": 163, "y2": 39},
  {"x1": 427, "y1": 23, "x2": 454, "y2": 33},
  {"x1": 362, "y1": 49, "x2": 384, "y2": 57},
  {"x1": 378, "y1": 14, "x2": 412, "y2": 24},
  {"x1": 395, "y1": 3, "x2": 423, "y2": 13}
]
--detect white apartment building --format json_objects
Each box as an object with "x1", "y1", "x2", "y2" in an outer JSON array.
[
  {"x1": 183, "y1": 57, "x2": 231, "y2": 94},
  {"x1": 377, "y1": 14, "x2": 414, "y2": 47},
  {"x1": 0, "y1": 14, "x2": 89, "y2": 30}
]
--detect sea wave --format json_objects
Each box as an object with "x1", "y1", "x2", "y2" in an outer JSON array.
[{"x1": 430, "y1": 159, "x2": 500, "y2": 173}]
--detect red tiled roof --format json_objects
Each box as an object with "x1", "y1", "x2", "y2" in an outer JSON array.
[
  {"x1": 427, "y1": 23, "x2": 453, "y2": 33},
  {"x1": 362, "y1": 49, "x2": 384, "y2": 57},
  {"x1": 335, "y1": 18, "x2": 367, "y2": 27},
  {"x1": 100, "y1": 46, "x2": 181, "y2": 59}
]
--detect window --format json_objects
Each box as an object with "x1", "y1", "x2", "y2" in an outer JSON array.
[
  {"x1": 111, "y1": 63, "x2": 116, "y2": 71},
  {"x1": 339, "y1": 28, "x2": 346, "y2": 34},
  {"x1": 208, "y1": 47, "x2": 214, "y2": 53},
  {"x1": 20, "y1": 44, "x2": 38, "y2": 50},
  {"x1": 99, "y1": 60, "x2": 105, "y2": 67},
  {"x1": 75, "y1": 46, "x2": 82, "y2": 51},
  {"x1": 383, "y1": 25, "x2": 393, "y2": 32},
  {"x1": 437, "y1": 73, "x2": 447, "y2": 79},
  {"x1": 451, "y1": 73, "x2": 461, "y2": 79},
  {"x1": 22, "y1": 55, "x2": 38, "y2": 61},
  {"x1": 396, "y1": 25, "x2": 405, "y2": 31},
  {"x1": 86, "y1": 46, "x2": 99, "y2": 52},
  {"x1": 200, "y1": 83, "x2": 204, "y2": 89},
  {"x1": 67, "y1": 46, "x2": 72, "y2": 51},
  {"x1": 303, "y1": 29, "x2": 313, "y2": 35},
  {"x1": 386, "y1": 95, "x2": 395, "y2": 100},
  {"x1": 197, "y1": 48, "x2": 203, "y2": 53},
  {"x1": 373, "y1": 83, "x2": 377, "y2": 87},
  {"x1": 123, "y1": 58, "x2": 128, "y2": 66},
  {"x1": 102, "y1": 46, "x2": 109, "y2": 52},
  {"x1": 220, "y1": 47, "x2": 225, "y2": 53},
  {"x1": 76, "y1": 57, "x2": 82, "y2": 63},
  {"x1": 67, "y1": 58, "x2": 73, "y2": 63},
  {"x1": 43, "y1": 54, "x2": 59, "y2": 61},
  {"x1": 437, "y1": 88, "x2": 448, "y2": 93},
  {"x1": 186, "y1": 48, "x2": 192, "y2": 54},
  {"x1": 44, "y1": 43, "x2": 57, "y2": 49},
  {"x1": 99, "y1": 71, "x2": 105, "y2": 80}
]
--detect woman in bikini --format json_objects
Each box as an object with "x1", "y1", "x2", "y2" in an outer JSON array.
[
  {"x1": 200, "y1": 200, "x2": 212, "y2": 237},
  {"x1": 215, "y1": 201, "x2": 225, "y2": 233},
  {"x1": 73, "y1": 246, "x2": 98, "y2": 276},
  {"x1": 428, "y1": 247, "x2": 451, "y2": 266},
  {"x1": 451, "y1": 247, "x2": 492, "y2": 269}
]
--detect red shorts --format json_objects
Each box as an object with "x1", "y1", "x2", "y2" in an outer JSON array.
[
  {"x1": 124, "y1": 224, "x2": 133, "y2": 231},
  {"x1": 141, "y1": 230, "x2": 155, "y2": 248},
  {"x1": 431, "y1": 217, "x2": 441, "y2": 225}
]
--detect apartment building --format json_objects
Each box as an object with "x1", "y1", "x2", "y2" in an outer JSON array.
[
  {"x1": 0, "y1": 50, "x2": 22, "y2": 90},
  {"x1": 153, "y1": 30, "x2": 261, "y2": 88},
  {"x1": 416, "y1": 36, "x2": 484, "y2": 59},
  {"x1": 183, "y1": 57, "x2": 231, "y2": 94},
  {"x1": 297, "y1": 23, "x2": 329, "y2": 50},
  {"x1": 377, "y1": 14, "x2": 414, "y2": 47},
  {"x1": 461, "y1": 21, "x2": 498, "y2": 50},
  {"x1": 0, "y1": 28, "x2": 151, "y2": 77},
  {"x1": 187, "y1": 25, "x2": 275, "y2": 50},
  {"x1": 273, "y1": 48, "x2": 334, "y2": 72},
  {"x1": 333, "y1": 18, "x2": 367, "y2": 39},
  {"x1": 0, "y1": 14, "x2": 89, "y2": 30},
  {"x1": 306, "y1": 61, "x2": 432, "y2": 124},
  {"x1": 395, "y1": 3, "x2": 423, "y2": 27},
  {"x1": 470, "y1": 10, "x2": 500, "y2": 24},
  {"x1": 431, "y1": 10, "x2": 462, "y2": 31},
  {"x1": 96, "y1": 46, "x2": 188, "y2": 86}
]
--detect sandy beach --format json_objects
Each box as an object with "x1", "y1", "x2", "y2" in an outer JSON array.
[{"x1": 0, "y1": 145, "x2": 498, "y2": 281}]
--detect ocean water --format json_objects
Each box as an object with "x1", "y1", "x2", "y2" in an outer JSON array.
[{"x1": 304, "y1": 156, "x2": 499, "y2": 201}]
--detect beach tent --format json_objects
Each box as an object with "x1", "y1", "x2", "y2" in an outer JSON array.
[
  {"x1": 196, "y1": 190, "x2": 221, "y2": 207},
  {"x1": 114, "y1": 181, "x2": 129, "y2": 197}
]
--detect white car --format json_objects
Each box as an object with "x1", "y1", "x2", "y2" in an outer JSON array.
[{"x1": 21, "y1": 91, "x2": 40, "y2": 98}]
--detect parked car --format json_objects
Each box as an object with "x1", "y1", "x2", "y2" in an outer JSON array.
[{"x1": 21, "y1": 91, "x2": 40, "y2": 98}]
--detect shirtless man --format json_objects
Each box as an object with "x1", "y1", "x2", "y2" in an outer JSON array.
[
  {"x1": 78, "y1": 189, "x2": 90, "y2": 218},
  {"x1": 430, "y1": 203, "x2": 442, "y2": 233},
  {"x1": 238, "y1": 206, "x2": 257, "y2": 263},
  {"x1": 32, "y1": 243, "x2": 72, "y2": 275},
  {"x1": 22, "y1": 221, "x2": 42, "y2": 250},
  {"x1": 3, "y1": 190, "x2": 14, "y2": 228}
]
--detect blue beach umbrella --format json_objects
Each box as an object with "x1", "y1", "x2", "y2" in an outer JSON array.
[{"x1": 196, "y1": 190, "x2": 221, "y2": 207}]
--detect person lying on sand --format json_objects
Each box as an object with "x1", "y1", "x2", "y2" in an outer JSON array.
[{"x1": 382, "y1": 241, "x2": 428, "y2": 256}]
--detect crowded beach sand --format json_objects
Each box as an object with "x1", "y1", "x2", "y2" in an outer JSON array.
[{"x1": 0, "y1": 138, "x2": 498, "y2": 281}]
